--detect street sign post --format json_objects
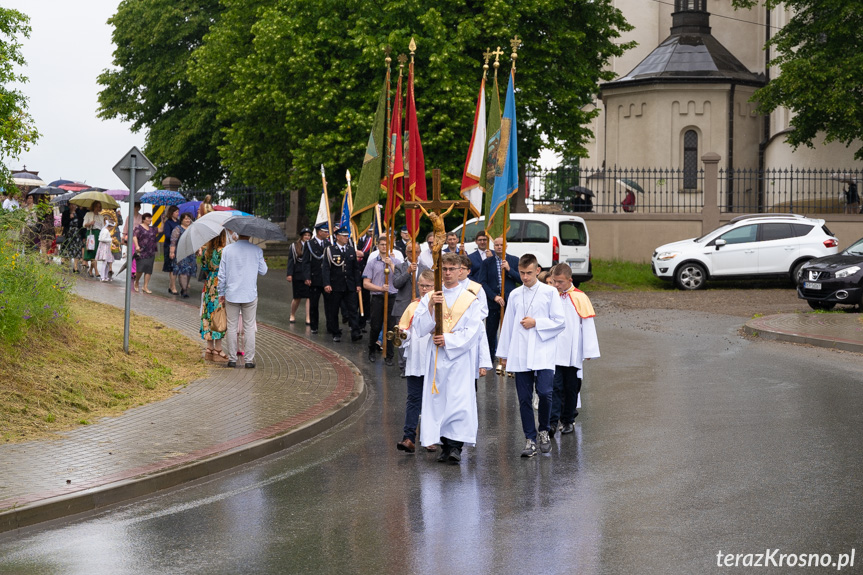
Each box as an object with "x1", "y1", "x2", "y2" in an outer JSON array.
[{"x1": 114, "y1": 147, "x2": 156, "y2": 353}]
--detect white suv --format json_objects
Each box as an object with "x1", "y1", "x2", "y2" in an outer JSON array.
[
  {"x1": 652, "y1": 214, "x2": 839, "y2": 290},
  {"x1": 452, "y1": 213, "x2": 592, "y2": 284}
]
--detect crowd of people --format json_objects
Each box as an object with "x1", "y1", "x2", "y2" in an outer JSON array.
[
  {"x1": 285, "y1": 222, "x2": 601, "y2": 463},
  {"x1": 6, "y1": 186, "x2": 602, "y2": 461}
]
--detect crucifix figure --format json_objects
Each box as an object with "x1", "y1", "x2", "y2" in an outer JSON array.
[{"x1": 404, "y1": 168, "x2": 471, "y2": 336}]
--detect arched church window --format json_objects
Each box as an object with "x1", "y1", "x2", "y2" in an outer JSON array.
[{"x1": 683, "y1": 130, "x2": 698, "y2": 189}]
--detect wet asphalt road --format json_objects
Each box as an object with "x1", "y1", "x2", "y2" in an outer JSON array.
[{"x1": 2, "y1": 272, "x2": 863, "y2": 574}]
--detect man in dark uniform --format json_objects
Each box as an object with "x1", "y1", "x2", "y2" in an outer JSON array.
[
  {"x1": 468, "y1": 230, "x2": 492, "y2": 280},
  {"x1": 394, "y1": 225, "x2": 409, "y2": 258},
  {"x1": 302, "y1": 222, "x2": 330, "y2": 334},
  {"x1": 321, "y1": 226, "x2": 363, "y2": 343},
  {"x1": 355, "y1": 227, "x2": 376, "y2": 331}
]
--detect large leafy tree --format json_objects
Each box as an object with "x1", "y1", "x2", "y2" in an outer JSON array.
[
  {"x1": 733, "y1": 0, "x2": 863, "y2": 159},
  {"x1": 189, "y1": 0, "x2": 632, "y2": 199},
  {"x1": 97, "y1": 0, "x2": 226, "y2": 188},
  {"x1": 0, "y1": 7, "x2": 39, "y2": 187}
]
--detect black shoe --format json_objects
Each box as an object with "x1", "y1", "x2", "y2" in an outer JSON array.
[
  {"x1": 436, "y1": 447, "x2": 451, "y2": 463},
  {"x1": 245, "y1": 363, "x2": 255, "y2": 369},
  {"x1": 538, "y1": 431, "x2": 552, "y2": 454},
  {"x1": 333, "y1": 335, "x2": 341, "y2": 343},
  {"x1": 521, "y1": 439, "x2": 537, "y2": 458},
  {"x1": 448, "y1": 447, "x2": 462, "y2": 463},
  {"x1": 384, "y1": 357, "x2": 394, "y2": 366},
  {"x1": 351, "y1": 334, "x2": 362, "y2": 342},
  {"x1": 368, "y1": 353, "x2": 376, "y2": 363},
  {"x1": 227, "y1": 361, "x2": 237, "y2": 368},
  {"x1": 561, "y1": 423, "x2": 575, "y2": 434},
  {"x1": 310, "y1": 329, "x2": 318, "y2": 334}
]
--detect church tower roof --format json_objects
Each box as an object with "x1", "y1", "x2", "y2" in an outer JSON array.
[{"x1": 604, "y1": 0, "x2": 765, "y2": 88}]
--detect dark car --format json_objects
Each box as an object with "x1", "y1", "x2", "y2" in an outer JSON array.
[{"x1": 797, "y1": 237, "x2": 863, "y2": 310}]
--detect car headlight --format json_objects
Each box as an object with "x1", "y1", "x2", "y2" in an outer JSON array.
[
  {"x1": 835, "y1": 265, "x2": 861, "y2": 279},
  {"x1": 656, "y1": 251, "x2": 679, "y2": 261}
]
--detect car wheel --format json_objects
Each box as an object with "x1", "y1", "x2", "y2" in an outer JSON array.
[
  {"x1": 675, "y1": 262, "x2": 706, "y2": 290},
  {"x1": 807, "y1": 300, "x2": 836, "y2": 311},
  {"x1": 791, "y1": 260, "x2": 810, "y2": 286}
]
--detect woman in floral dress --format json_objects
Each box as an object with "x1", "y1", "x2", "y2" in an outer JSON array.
[
  {"x1": 200, "y1": 230, "x2": 227, "y2": 362},
  {"x1": 60, "y1": 203, "x2": 85, "y2": 272},
  {"x1": 169, "y1": 212, "x2": 197, "y2": 298}
]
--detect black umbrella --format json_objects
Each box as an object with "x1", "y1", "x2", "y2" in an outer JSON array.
[
  {"x1": 223, "y1": 216, "x2": 288, "y2": 242},
  {"x1": 50, "y1": 191, "x2": 81, "y2": 206},
  {"x1": 28, "y1": 185, "x2": 66, "y2": 196},
  {"x1": 568, "y1": 185, "x2": 595, "y2": 197}
]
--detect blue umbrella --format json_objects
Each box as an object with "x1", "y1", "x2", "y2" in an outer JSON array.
[
  {"x1": 178, "y1": 200, "x2": 201, "y2": 218},
  {"x1": 139, "y1": 190, "x2": 186, "y2": 206}
]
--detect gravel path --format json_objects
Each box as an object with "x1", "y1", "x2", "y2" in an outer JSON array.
[{"x1": 588, "y1": 286, "x2": 821, "y2": 318}]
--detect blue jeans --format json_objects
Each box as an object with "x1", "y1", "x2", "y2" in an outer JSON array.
[
  {"x1": 515, "y1": 369, "x2": 554, "y2": 441},
  {"x1": 403, "y1": 376, "x2": 423, "y2": 442},
  {"x1": 550, "y1": 365, "x2": 581, "y2": 431}
]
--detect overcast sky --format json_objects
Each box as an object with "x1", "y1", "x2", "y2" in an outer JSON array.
[{"x1": 7, "y1": 0, "x2": 157, "y2": 191}]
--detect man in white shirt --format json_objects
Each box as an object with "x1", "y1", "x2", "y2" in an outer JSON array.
[
  {"x1": 417, "y1": 231, "x2": 435, "y2": 271},
  {"x1": 218, "y1": 234, "x2": 268, "y2": 368},
  {"x1": 550, "y1": 263, "x2": 600, "y2": 436},
  {"x1": 2, "y1": 192, "x2": 20, "y2": 211},
  {"x1": 496, "y1": 253, "x2": 566, "y2": 457}
]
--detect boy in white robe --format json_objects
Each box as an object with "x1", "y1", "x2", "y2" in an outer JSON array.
[
  {"x1": 550, "y1": 263, "x2": 600, "y2": 436},
  {"x1": 496, "y1": 254, "x2": 566, "y2": 457},
  {"x1": 413, "y1": 253, "x2": 487, "y2": 463},
  {"x1": 396, "y1": 270, "x2": 436, "y2": 454}
]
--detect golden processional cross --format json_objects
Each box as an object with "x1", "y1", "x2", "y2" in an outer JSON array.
[{"x1": 403, "y1": 169, "x2": 471, "y2": 336}]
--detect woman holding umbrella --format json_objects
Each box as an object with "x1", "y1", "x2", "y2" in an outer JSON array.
[
  {"x1": 200, "y1": 230, "x2": 228, "y2": 362},
  {"x1": 60, "y1": 203, "x2": 85, "y2": 273},
  {"x1": 169, "y1": 212, "x2": 198, "y2": 297},
  {"x1": 82, "y1": 200, "x2": 105, "y2": 277},
  {"x1": 161, "y1": 205, "x2": 181, "y2": 294}
]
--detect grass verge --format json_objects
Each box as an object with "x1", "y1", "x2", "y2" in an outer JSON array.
[
  {"x1": 583, "y1": 259, "x2": 668, "y2": 291},
  {"x1": 0, "y1": 295, "x2": 206, "y2": 443}
]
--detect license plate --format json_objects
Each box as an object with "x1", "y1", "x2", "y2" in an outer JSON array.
[{"x1": 803, "y1": 282, "x2": 821, "y2": 290}]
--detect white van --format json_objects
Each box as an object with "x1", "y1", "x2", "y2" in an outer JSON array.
[{"x1": 451, "y1": 213, "x2": 592, "y2": 284}]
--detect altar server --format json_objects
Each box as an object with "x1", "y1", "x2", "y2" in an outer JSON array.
[{"x1": 496, "y1": 253, "x2": 566, "y2": 458}]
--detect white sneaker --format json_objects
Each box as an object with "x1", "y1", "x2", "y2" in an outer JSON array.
[
  {"x1": 521, "y1": 439, "x2": 537, "y2": 458},
  {"x1": 538, "y1": 430, "x2": 551, "y2": 453}
]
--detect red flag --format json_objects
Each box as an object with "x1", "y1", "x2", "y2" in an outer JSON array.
[
  {"x1": 385, "y1": 74, "x2": 404, "y2": 223},
  {"x1": 405, "y1": 60, "x2": 427, "y2": 236}
]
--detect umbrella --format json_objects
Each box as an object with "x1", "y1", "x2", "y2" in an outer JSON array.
[
  {"x1": 568, "y1": 185, "x2": 595, "y2": 197},
  {"x1": 618, "y1": 178, "x2": 645, "y2": 194},
  {"x1": 105, "y1": 189, "x2": 130, "y2": 200},
  {"x1": 48, "y1": 179, "x2": 75, "y2": 187},
  {"x1": 178, "y1": 200, "x2": 201, "y2": 218},
  {"x1": 139, "y1": 190, "x2": 185, "y2": 206},
  {"x1": 213, "y1": 204, "x2": 240, "y2": 212},
  {"x1": 58, "y1": 182, "x2": 90, "y2": 192},
  {"x1": 223, "y1": 215, "x2": 288, "y2": 242},
  {"x1": 28, "y1": 185, "x2": 66, "y2": 196},
  {"x1": 69, "y1": 191, "x2": 120, "y2": 210},
  {"x1": 50, "y1": 191, "x2": 81, "y2": 206},
  {"x1": 174, "y1": 210, "x2": 252, "y2": 261},
  {"x1": 12, "y1": 172, "x2": 46, "y2": 187},
  {"x1": 831, "y1": 173, "x2": 857, "y2": 184}
]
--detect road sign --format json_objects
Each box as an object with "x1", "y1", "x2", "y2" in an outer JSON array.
[{"x1": 112, "y1": 147, "x2": 156, "y2": 192}]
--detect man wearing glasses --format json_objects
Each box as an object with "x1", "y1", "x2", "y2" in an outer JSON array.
[{"x1": 413, "y1": 253, "x2": 486, "y2": 463}]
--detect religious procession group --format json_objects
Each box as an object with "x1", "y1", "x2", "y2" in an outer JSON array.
[
  {"x1": 285, "y1": 37, "x2": 598, "y2": 461},
  {"x1": 286, "y1": 222, "x2": 600, "y2": 463}
]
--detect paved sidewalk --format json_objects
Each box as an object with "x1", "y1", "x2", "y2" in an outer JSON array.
[
  {"x1": 744, "y1": 312, "x2": 863, "y2": 353},
  {"x1": 0, "y1": 279, "x2": 364, "y2": 533}
]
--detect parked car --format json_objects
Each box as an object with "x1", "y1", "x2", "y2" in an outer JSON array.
[
  {"x1": 651, "y1": 214, "x2": 839, "y2": 290},
  {"x1": 797, "y1": 237, "x2": 863, "y2": 310},
  {"x1": 451, "y1": 213, "x2": 592, "y2": 284}
]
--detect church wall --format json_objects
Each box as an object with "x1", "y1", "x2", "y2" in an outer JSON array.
[
  {"x1": 765, "y1": 138, "x2": 860, "y2": 170},
  {"x1": 732, "y1": 86, "x2": 761, "y2": 170},
  {"x1": 601, "y1": 84, "x2": 731, "y2": 171}
]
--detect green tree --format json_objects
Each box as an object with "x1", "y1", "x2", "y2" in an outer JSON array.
[
  {"x1": 0, "y1": 7, "x2": 39, "y2": 188},
  {"x1": 733, "y1": 0, "x2": 863, "y2": 159},
  {"x1": 189, "y1": 0, "x2": 633, "y2": 202},
  {"x1": 97, "y1": 0, "x2": 226, "y2": 188}
]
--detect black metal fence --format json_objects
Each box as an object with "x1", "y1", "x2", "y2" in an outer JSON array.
[
  {"x1": 181, "y1": 186, "x2": 290, "y2": 221},
  {"x1": 719, "y1": 168, "x2": 862, "y2": 214},
  {"x1": 526, "y1": 166, "x2": 862, "y2": 215}
]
